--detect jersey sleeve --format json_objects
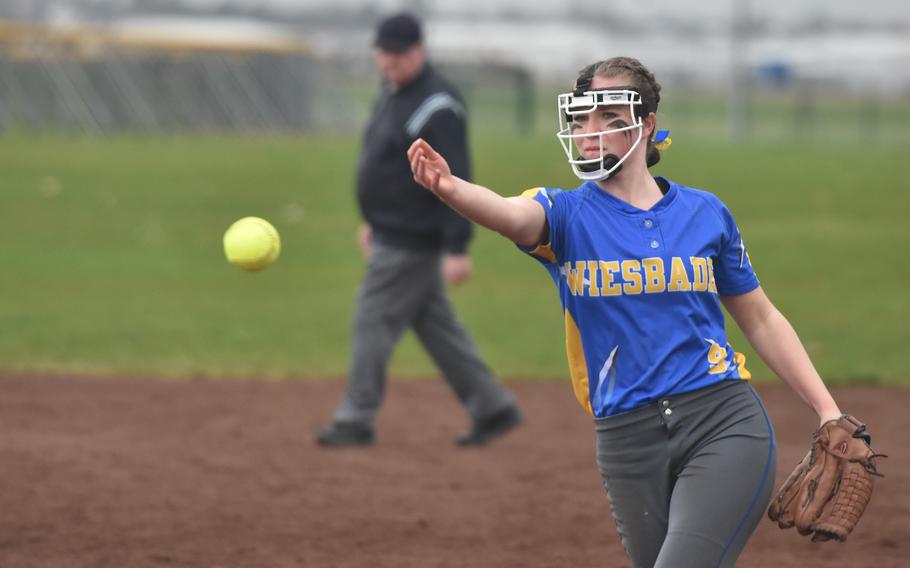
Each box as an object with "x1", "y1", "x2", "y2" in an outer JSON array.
[
  {"x1": 713, "y1": 202, "x2": 760, "y2": 296},
  {"x1": 515, "y1": 187, "x2": 564, "y2": 268}
]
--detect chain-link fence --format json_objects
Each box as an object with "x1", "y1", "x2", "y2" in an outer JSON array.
[
  {"x1": 0, "y1": 21, "x2": 317, "y2": 133},
  {"x1": 1, "y1": 20, "x2": 908, "y2": 144}
]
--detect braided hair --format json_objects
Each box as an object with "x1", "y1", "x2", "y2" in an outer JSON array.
[{"x1": 574, "y1": 57, "x2": 664, "y2": 167}]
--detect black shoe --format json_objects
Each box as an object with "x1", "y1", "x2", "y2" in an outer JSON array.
[
  {"x1": 316, "y1": 421, "x2": 375, "y2": 447},
  {"x1": 456, "y1": 406, "x2": 522, "y2": 446}
]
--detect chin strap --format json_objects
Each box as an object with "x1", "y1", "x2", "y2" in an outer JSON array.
[
  {"x1": 575, "y1": 154, "x2": 622, "y2": 180},
  {"x1": 572, "y1": 128, "x2": 673, "y2": 182}
]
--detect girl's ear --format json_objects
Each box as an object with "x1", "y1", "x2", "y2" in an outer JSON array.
[{"x1": 645, "y1": 112, "x2": 656, "y2": 138}]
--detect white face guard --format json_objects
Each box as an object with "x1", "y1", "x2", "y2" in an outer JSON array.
[{"x1": 556, "y1": 89, "x2": 644, "y2": 181}]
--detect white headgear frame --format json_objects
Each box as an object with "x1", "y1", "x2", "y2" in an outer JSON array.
[{"x1": 556, "y1": 89, "x2": 645, "y2": 181}]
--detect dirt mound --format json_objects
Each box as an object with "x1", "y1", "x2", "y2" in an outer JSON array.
[{"x1": 0, "y1": 374, "x2": 905, "y2": 567}]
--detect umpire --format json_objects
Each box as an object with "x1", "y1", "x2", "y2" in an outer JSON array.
[{"x1": 317, "y1": 12, "x2": 522, "y2": 447}]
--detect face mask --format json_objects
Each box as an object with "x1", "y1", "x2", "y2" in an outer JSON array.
[{"x1": 556, "y1": 88, "x2": 645, "y2": 181}]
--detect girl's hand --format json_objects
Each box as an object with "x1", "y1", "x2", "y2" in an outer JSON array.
[{"x1": 408, "y1": 138, "x2": 457, "y2": 200}]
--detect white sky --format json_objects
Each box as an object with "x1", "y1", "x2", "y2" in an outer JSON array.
[
  {"x1": 57, "y1": 0, "x2": 910, "y2": 26},
  {"x1": 33, "y1": 0, "x2": 910, "y2": 89}
]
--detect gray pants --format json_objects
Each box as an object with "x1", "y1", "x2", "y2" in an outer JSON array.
[
  {"x1": 334, "y1": 242, "x2": 515, "y2": 427},
  {"x1": 595, "y1": 380, "x2": 776, "y2": 568}
]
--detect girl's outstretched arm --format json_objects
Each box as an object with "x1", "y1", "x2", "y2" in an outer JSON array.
[{"x1": 408, "y1": 138, "x2": 546, "y2": 247}]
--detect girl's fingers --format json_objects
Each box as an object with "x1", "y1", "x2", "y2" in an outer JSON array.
[
  {"x1": 411, "y1": 150, "x2": 426, "y2": 178},
  {"x1": 411, "y1": 156, "x2": 423, "y2": 183},
  {"x1": 415, "y1": 155, "x2": 431, "y2": 190},
  {"x1": 416, "y1": 156, "x2": 425, "y2": 183},
  {"x1": 407, "y1": 138, "x2": 428, "y2": 161},
  {"x1": 410, "y1": 138, "x2": 440, "y2": 166},
  {"x1": 407, "y1": 139, "x2": 445, "y2": 194},
  {"x1": 420, "y1": 140, "x2": 436, "y2": 160}
]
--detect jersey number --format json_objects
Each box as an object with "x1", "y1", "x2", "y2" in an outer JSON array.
[{"x1": 707, "y1": 341, "x2": 728, "y2": 375}]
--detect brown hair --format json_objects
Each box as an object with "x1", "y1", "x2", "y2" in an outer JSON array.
[{"x1": 574, "y1": 57, "x2": 663, "y2": 167}]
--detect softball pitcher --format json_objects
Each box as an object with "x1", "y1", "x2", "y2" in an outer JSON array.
[{"x1": 407, "y1": 57, "x2": 849, "y2": 567}]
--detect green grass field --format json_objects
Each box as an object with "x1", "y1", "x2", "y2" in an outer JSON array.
[{"x1": 1, "y1": 130, "x2": 907, "y2": 383}]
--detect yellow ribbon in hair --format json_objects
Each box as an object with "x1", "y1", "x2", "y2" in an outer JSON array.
[{"x1": 653, "y1": 129, "x2": 672, "y2": 151}]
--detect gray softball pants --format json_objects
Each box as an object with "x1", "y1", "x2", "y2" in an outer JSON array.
[
  {"x1": 595, "y1": 380, "x2": 776, "y2": 568},
  {"x1": 334, "y1": 241, "x2": 515, "y2": 427}
]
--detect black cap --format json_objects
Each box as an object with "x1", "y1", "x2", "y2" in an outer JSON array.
[{"x1": 374, "y1": 12, "x2": 422, "y2": 53}]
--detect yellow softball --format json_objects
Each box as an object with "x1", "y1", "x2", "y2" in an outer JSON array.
[{"x1": 223, "y1": 216, "x2": 281, "y2": 271}]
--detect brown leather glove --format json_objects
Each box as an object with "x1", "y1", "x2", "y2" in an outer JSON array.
[{"x1": 768, "y1": 415, "x2": 885, "y2": 542}]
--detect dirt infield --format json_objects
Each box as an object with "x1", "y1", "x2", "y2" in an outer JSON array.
[{"x1": 0, "y1": 373, "x2": 905, "y2": 567}]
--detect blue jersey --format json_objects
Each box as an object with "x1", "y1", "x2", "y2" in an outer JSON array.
[{"x1": 521, "y1": 178, "x2": 759, "y2": 418}]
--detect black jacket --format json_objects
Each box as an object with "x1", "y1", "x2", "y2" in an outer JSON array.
[{"x1": 356, "y1": 63, "x2": 473, "y2": 254}]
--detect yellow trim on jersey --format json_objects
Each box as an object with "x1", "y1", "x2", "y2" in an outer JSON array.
[
  {"x1": 519, "y1": 187, "x2": 557, "y2": 263},
  {"x1": 520, "y1": 187, "x2": 545, "y2": 199},
  {"x1": 564, "y1": 309, "x2": 594, "y2": 416},
  {"x1": 530, "y1": 242, "x2": 556, "y2": 264}
]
